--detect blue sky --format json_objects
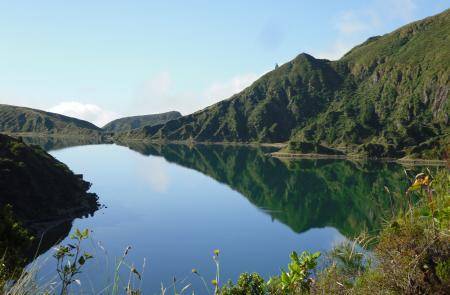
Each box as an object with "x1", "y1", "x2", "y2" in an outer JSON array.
[{"x1": 0, "y1": 0, "x2": 448, "y2": 126}]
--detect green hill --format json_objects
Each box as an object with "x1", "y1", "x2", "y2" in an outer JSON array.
[
  {"x1": 119, "y1": 9, "x2": 449, "y2": 159},
  {"x1": 0, "y1": 104, "x2": 104, "y2": 137},
  {"x1": 102, "y1": 111, "x2": 181, "y2": 133}
]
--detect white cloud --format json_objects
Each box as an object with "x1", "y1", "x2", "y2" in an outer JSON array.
[
  {"x1": 48, "y1": 101, "x2": 118, "y2": 127},
  {"x1": 136, "y1": 157, "x2": 170, "y2": 193},
  {"x1": 335, "y1": 11, "x2": 371, "y2": 35},
  {"x1": 203, "y1": 73, "x2": 259, "y2": 105},
  {"x1": 316, "y1": 0, "x2": 418, "y2": 60},
  {"x1": 316, "y1": 40, "x2": 353, "y2": 61},
  {"x1": 133, "y1": 71, "x2": 195, "y2": 115},
  {"x1": 133, "y1": 72, "x2": 261, "y2": 116}
]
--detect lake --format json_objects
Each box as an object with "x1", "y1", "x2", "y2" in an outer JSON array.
[{"x1": 24, "y1": 139, "x2": 412, "y2": 294}]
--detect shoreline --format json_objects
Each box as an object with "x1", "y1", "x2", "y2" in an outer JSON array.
[
  {"x1": 3, "y1": 132, "x2": 107, "y2": 139},
  {"x1": 4, "y1": 133, "x2": 447, "y2": 165},
  {"x1": 115, "y1": 138, "x2": 448, "y2": 165},
  {"x1": 270, "y1": 151, "x2": 448, "y2": 166},
  {"x1": 114, "y1": 137, "x2": 288, "y2": 148}
]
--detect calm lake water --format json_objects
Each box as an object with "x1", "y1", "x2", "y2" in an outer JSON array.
[{"x1": 25, "y1": 140, "x2": 412, "y2": 294}]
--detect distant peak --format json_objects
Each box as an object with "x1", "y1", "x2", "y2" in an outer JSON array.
[{"x1": 296, "y1": 53, "x2": 315, "y2": 59}]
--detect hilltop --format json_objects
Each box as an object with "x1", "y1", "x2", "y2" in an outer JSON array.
[
  {"x1": 119, "y1": 9, "x2": 449, "y2": 159},
  {"x1": 102, "y1": 111, "x2": 181, "y2": 133},
  {"x1": 0, "y1": 104, "x2": 103, "y2": 138}
]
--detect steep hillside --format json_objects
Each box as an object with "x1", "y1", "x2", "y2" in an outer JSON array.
[
  {"x1": 0, "y1": 104, "x2": 104, "y2": 137},
  {"x1": 120, "y1": 9, "x2": 449, "y2": 159},
  {"x1": 0, "y1": 133, "x2": 99, "y2": 224},
  {"x1": 102, "y1": 111, "x2": 181, "y2": 133}
]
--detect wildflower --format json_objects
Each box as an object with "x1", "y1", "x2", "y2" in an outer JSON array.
[
  {"x1": 214, "y1": 249, "x2": 220, "y2": 256},
  {"x1": 191, "y1": 268, "x2": 198, "y2": 274},
  {"x1": 211, "y1": 279, "x2": 218, "y2": 286},
  {"x1": 408, "y1": 174, "x2": 431, "y2": 192}
]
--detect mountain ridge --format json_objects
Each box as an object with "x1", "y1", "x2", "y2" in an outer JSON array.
[
  {"x1": 0, "y1": 104, "x2": 183, "y2": 138},
  {"x1": 0, "y1": 104, "x2": 103, "y2": 137},
  {"x1": 102, "y1": 111, "x2": 182, "y2": 133},
  {"x1": 118, "y1": 9, "x2": 450, "y2": 159}
]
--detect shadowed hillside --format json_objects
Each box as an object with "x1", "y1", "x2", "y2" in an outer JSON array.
[
  {"x1": 0, "y1": 134, "x2": 101, "y2": 279},
  {"x1": 0, "y1": 134, "x2": 99, "y2": 225}
]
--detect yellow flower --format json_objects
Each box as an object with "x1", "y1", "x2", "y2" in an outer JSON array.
[
  {"x1": 408, "y1": 174, "x2": 431, "y2": 192},
  {"x1": 211, "y1": 279, "x2": 218, "y2": 286},
  {"x1": 214, "y1": 249, "x2": 220, "y2": 256}
]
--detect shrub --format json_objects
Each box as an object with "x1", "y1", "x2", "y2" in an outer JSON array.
[{"x1": 221, "y1": 273, "x2": 266, "y2": 295}]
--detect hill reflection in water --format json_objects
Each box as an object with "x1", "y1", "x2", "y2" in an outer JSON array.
[{"x1": 120, "y1": 141, "x2": 411, "y2": 238}]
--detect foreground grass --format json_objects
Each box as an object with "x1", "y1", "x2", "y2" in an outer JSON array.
[
  {"x1": 1, "y1": 170, "x2": 449, "y2": 294},
  {"x1": 313, "y1": 169, "x2": 450, "y2": 295}
]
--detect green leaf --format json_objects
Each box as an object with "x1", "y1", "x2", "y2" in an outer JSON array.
[
  {"x1": 82, "y1": 229, "x2": 89, "y2": 239},
  {"x1": 84, "y1": 252, "x2": 93, "y2": 260}
]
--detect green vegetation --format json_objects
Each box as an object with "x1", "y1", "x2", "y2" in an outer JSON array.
[
  {"x1": 0, "y1": 134, "x2": 99, "y2": 223},
  {"x1": 0, "y1": 104, "x2": 104, "y2": 138},
  {"x1": 312, "y1": 170, "x2": 450, "y2": 294},
  {"x1": 0, "y1": 134, "x2": 99, "y2": 288},
  {"x1": 0, "y1": 134, "x2": 100, "y2": 292},
  {"x1": 286, "y1": 141, "x2": 344, "y2": 155},
  {"x1": 0, "y1": 104, "x2": 183, "y2": 141},
  {"x1": 53, "y1": 229, "x2": 93, "y2": 295},
  {"x1": 0, "y1": 205, "x2": 34, "y2": 289},
  {"x1": 102, "y1": 111, "x2": 182, "y2": 133},
  {"x1": 119, "y1": 9, "x2": 450, "y2": 159}
]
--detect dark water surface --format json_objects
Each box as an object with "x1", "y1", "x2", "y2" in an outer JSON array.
[{"x1": 26, "y1": 140, "x2": 411, "y2": 294}]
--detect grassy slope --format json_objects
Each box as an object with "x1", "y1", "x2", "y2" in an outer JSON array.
[
  {"x1": 0, "y1": 104, "x2": 103, "y2": 137},
  {"x1": 120, "y1": 9, "x2": 449, "y2": 159},
  {"x1": 102, "y1": 111, "x2": 182, "y2": 133}
]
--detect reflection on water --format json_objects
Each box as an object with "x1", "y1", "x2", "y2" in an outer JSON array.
[
  {"x1": 121, "y1": 142, "x2": 410, "y2": 237},
  {"x1": 20, "y1": 135, "x2": 107, "y2": 151},
  {"x1": 11, "y1": 138, "x2": 416, "y2": 293}
]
